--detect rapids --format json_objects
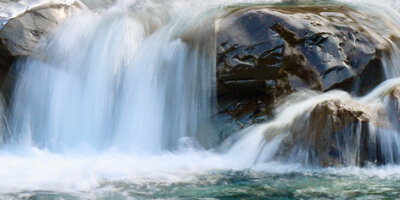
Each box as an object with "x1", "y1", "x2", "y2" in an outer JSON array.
[{"x1": 1, "y1": 0, "x2": 400, "y2": 198}]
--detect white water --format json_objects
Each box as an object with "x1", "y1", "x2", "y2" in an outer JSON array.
[
  {"x1": 7, "y1": 1, "x2": 218, "y2": 154},
  {"x1": 2, "y1": 0, "x2": 400, "y2": 195}
]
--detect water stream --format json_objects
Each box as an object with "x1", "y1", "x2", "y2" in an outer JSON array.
[{"x1": 2, "y1": 0, "x2": 400, "y2": 198}]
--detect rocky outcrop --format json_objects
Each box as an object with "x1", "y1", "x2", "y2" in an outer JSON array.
[
  {"x1": 271, "y1": 85, "x2": 400, "y2": 167},
  {"x1": 216, "y1": 5, "x2": 398, "y2": 136},
  {"x1": 0, "y1": 1, "x2": 82, "y2": 104},
  {"x1": 276, "y1": 99, "x2": 378, "y2": 166},
  {"x1": 0, "y1": 3, "x2": 80, "y2": 56}
]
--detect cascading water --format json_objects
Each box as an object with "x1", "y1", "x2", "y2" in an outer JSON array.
[
  {"x1": 224, "y1": 79, "x2": 400, "y2": 167},
  {"x1": 6, "y1": 1, "x2": 218, "y2": 154},
  {"x1": 3, "y1": 0, "x2": 400, "y2": 198}
]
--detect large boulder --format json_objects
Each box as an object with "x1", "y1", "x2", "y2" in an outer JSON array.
[
  {"x1": 272, "y1": 85, "x2": 400, "y2": 167},
  {"x1": 0, "y1": 2, "x2": 81, "y2": 56},
  {"x1": 0, "y1": 1, "x2": 82, "y2": 104},
  {"x1": 216, "y1": 5, "x2": 399, "y2": 136},
  {"x1": 276, "y1": 99, "x2": 378, "y2": 167}
]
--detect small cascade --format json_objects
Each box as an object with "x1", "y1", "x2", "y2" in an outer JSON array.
[
  {"x1": 225, "y1": 78, "x2": 400, "y2": 167},
  {"x1": 2, "y1": 0, "x2": 400, "y2": 164},
  {"x1": 6, "y1": 2, "x2": 217, "y2": 154}
]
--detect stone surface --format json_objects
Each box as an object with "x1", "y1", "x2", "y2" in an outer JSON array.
[
  {"x1": 0, "y1": 41, "x2": 14, "y2": 84},
  {"x1": 0, "y1": 2, "x2": 80, "y2": 56},
  {"x1": 276, "y1": 99, "x2": 375, "y2": 166},
  {"x1": 272, "y1": 87, "x2": 400, "y2": 167},
  {"x1": 0, "y1": 1, "x2": 81, "y2": 103},
  {"x1": 216, "y1": 5, "x2": 397, "y2": 135}
]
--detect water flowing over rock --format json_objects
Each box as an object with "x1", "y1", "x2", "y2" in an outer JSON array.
[
  {"x1": 259, "y1": 83, "x2": 400, "y2": 167},
  {"x1": 216, "y1": 5, "x2": 400, "y2": 136},
  {"x1": 5, "y1": 1, "x2": 218, "y2": 153},
  {"x1": 0, "y1": 1, "x2": 83, "y2": 114},
  {"x1": 389, "y1": 85, "x2": 400, "y2": 112},
  {"x1": 276, "y1": 99, "x2": 377, "y2": 166},
  {"x1": 1, "y1": 0, "x2": 400, "y2": 197}
]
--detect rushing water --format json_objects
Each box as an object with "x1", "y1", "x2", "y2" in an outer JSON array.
[{"x1": 2, "y1": 0, "x2": 400, "y2": 199}]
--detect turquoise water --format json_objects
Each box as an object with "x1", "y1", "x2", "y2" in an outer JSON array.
[{"x1": 4, "y1": 168, "x2": 400, "y2": 199}]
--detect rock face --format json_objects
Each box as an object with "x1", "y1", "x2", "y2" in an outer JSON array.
[
  {"x1": 0, "y1": 1, "x2": 82, "y2": 98},
  {"x1": 276, "y1": 99, "x2": 376, "y2": 166},
  {"x1": 0, "y1": 3, "x2": 80, "y2": 56},
  {"x1": 0, "y1": 2, "x2": 81, "y2": 102},
  {"x1": 216, "y1": 5, "x2": 397, "y2": 136},
  {"x1": 271, "y1": 86, "x2": 400, "y2": 167},
  {"x1": 0, "y1": 41, "x2": 14, "y2": 84}
]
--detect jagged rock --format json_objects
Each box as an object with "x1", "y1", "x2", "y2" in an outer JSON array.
[
  {"x1": 216, "y1": 5, "x2": 396, "y2": 136},
  {"x1": 0, "y1": 2, "x2": 80, "y2": 56}
]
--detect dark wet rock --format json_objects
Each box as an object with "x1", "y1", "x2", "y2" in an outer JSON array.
[
  {"x1": 216, "y1": 5, "x2": 394, "y2": 136},
  {"x1": 0, "y1": 41, "x2": 14, "y2": 85}
]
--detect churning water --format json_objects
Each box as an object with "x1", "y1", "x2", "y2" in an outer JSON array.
[{"x1": 2, "y1": 0, "x2": 400, "y2": 199}]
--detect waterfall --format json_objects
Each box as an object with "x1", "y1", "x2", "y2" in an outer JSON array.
[
  {"x1": 3, "y1": 0, "x2": 400, "y2": 196},
  {"x1": 223, "y1": 78, "x2": 400, "y2": 166},
  {"x1": 6, "y1": 2, "x2": 217, "y2": 154},
  {"x1": 219, "y1": 0, "x2": 400, "y2": 167}
]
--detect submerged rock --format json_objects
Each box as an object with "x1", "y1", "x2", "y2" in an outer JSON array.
[{"x1": 216, "y1": 5, "x2": 398, "y2": 135}]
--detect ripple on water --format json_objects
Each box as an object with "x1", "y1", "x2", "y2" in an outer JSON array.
[{"x1": 2, "y1": 168, "x2": 400, "y2": 199}]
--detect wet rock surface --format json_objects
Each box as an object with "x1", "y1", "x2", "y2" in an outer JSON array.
[
  {"x1": 272, "y1": 86, "x2": 400, "y2": 167},
  {"x1": 276, "y1": 99, "x2": 375, "y2": 167},
  {"x1": 216, "y1": 5, "x2": 396, "y2": 136},
  {"x1": 0, "y1": 41, "x2": 14, "y2": 85}
]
